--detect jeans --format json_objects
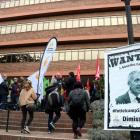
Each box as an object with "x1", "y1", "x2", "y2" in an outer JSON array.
[
  {"x1": 48, "y1": 110, "x2": 61, "y2": 131},
  {"x1": 71, "y1": 108, "x2": 86, "y2": 134},
  {"x1": 21, "y1": 105, "x2": 34, "y2": 130},
  {"x1": 11, "y1": 95, "x2": 19, "y2": 111},
  {"x1": 0, "y1": 94, "x2": 7, "y2": 110}
]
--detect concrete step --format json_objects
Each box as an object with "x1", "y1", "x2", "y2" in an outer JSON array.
[
  {"x1": 0, "y1": 129, "x2": 90, "y2": 140},
  {"x1": 0, "y1": 125, "x2": 89, "y2": 133}
]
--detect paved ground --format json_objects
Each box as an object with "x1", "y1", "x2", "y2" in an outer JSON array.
[{"x1": 0, "y1": 130, "x2": 90, "y2": 140}]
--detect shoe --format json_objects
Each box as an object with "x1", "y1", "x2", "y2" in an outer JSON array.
[
  {"x1": 48, "y1": 130, "x2": 54, "y2": 134},
  {"x1": 74, "y1": 133, "x2": 77, "y2": 139},
  {"x1": 50, "y1": 122, "x2": 55, "y2": 130},
  {"x1": 21, "y1": 129, "x2": 25, "y2": 134},
  {"x1": 24, "y1": 126, "x2": 30, "y2": 134},
  {"x1": 76, "y1": 127, "x2": 82, "y2": 137}
]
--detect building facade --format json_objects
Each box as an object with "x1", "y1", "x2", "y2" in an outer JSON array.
[{"x1": 0, "y1": 0, "x2": 140, "y2": 84}]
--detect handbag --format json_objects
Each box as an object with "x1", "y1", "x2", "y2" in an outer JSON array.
[{"x1": 26, "y1": 104, "x2": 36, "y2": 111}]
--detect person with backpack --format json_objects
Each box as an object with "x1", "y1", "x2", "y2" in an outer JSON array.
[
  {"x1": 44, "y1": 83, "x2": 63, "y2": 134},
  {"x1": 68, "y1": 82, "x2": 91, "y2": 139}
]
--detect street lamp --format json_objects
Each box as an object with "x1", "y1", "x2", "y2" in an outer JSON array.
[{"x1": 121, "y1": 0, "x2": 134, "y2": 45}]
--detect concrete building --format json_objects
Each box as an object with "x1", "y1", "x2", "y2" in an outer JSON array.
[{"x1": 0, "y1": 0, "x2": 140, "y2": 86}]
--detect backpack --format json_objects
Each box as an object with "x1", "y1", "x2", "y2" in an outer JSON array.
[
  {"x1": 71, "y1": 90, "x2": 85, "y2": 108},
  {"x1": 48, "y1": 89, "x2": 60, "y2": 107}
]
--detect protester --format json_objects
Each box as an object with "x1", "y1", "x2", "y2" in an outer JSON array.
[
  {"x1": 84, "y1": 87, "x2": 90, "y2": 100},
  {"x1": 9, "y1": 77, "x2": 19, "y2": 111},
  {"x1": 68, "y1": 82, "x2": 91, "y2": 139},
  {"x1": 18, "y1": 76, "x2": 27, "y2": 95},
  {"x1": 51, "y1": 73, "x2": 62, "y2": 92},
  {"x1": 63, "y1": 72, "x2": 77, "y2": 111},
  {"x1": 0, "y1": 74, "x2": 9, "y2": 110},
  {"x1": 18, "y1": 80, "x2": 37, "y2": 134},
  {"x1": 44, "y1": 83, "x2": 63, "y2": 134}
]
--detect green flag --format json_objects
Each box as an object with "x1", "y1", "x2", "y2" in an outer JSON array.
[
  {"x1": 9, "y1": 79, "x2": 14, "y2": 95},
  {"x1": 43, "y1": 77, "x2": 50, "y2": 96}
]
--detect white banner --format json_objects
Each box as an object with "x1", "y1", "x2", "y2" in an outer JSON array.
[
  {"x1": 27, "y1": 70, "x2": 39, "y2": 93},
  {"x1": 104, "y1": 43, "x2": 140, "y2": 131},
  {"x1": 0, "y1": 74, "x2": 3, "y2": 84},
  {"x1": 38, "y1": 37, "x2": 57, "y2": 102}
]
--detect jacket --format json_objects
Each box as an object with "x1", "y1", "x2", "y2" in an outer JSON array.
[
  {"x1": 116, "y1": 92, "x2": 131, "y2": 104},
  {"x1": 18, "y1": 88, "x2": 37, "y2": 107},
  {"x1": 65, "y1": 77, "x2": 77, "y2": 97},
  {"x1": 10, "y1": 83, "x2": 19, "y2": 97},
  {"x1": 45, "y1": 86, "x2": 63, "y2": 114},
  {"x1": 68, "y1": 88, "x2": 91, "y2": 112},
  {"x1": 85, "y1": 90, "x2": 90, "y2": 100},
  {"x1": 51, "y1": 78, "x2": 62, "y2": 86},
  {"x1": 18, "y1": 80, "x2": 27, "y2": 95},
  {"x1": 0, "y1": 82, "x2": 9, "y2": 95}
]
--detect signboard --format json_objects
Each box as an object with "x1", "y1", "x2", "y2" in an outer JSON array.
[{"x1": 104, "y1": 43, "x2": 140, "y2": 131}]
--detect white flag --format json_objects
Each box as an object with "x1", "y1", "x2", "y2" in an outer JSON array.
[
  {"x1": 0, "y1": 74, "x2": 3, "y2": 84},
  {"x1": 38, "y1": 37, "x2": 57, "y2": 103},
  {"x1": 27, "y1": 71, "x2": 39, "y2": 93}
]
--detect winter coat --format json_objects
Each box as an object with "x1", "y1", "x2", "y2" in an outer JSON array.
[
  {"x1": 85, "y1": 89, "x2": 90, "y2": 100},
  {"x1": 65, "y1": 77, "x2": 77, "y2": 97},
  {"x1": 18, "y1": 80, "x2": 27, "y2": 95},
  {"x1": 44, "y1": 86, "x2": 63, "y2": 114},
  {"x1": 10, "y1": 83, "x2": 19, "y2": 97},
  {"x1": 0, "y1": 82, "x2": 8, "y2": 95},
  {"x1": 68, "y1": 88, "x2": 91, "y2": 112}
]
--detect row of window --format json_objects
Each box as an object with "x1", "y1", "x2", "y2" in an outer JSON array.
[
  {"x1": 0, "y1": 48, "x2": 113, "y2": 63},
  {"x1": 0, "y1": 14, "x2": 139, "y2": 35},
  {"x1": 0, "y1": 0, "x2": 65, "y2": 9}
]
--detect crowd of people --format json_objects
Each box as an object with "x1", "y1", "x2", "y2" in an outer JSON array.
[{"x1": 0, "y1": 72, "x2": 99, "y2": 139}]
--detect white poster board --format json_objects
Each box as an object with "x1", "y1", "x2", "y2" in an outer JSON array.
[{"x1": 104, "y1": 43, "x2": 140, "y2": 131}]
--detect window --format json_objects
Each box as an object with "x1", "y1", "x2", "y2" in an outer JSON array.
[
  {"x1": 35, "y1": 0, "x2": 40, "y2": 4},
  {"x1": 6, "y1": 26, "x2": 11, "y2": 34},
  {"x1": 85, "y1": 18, "x2": 92, "y2": 27},
  {"x1": 92, "y1": 49, "x2": 98, "y2": 60},
  {"x1": 21, "y1": 24, "x2": 27, "y2": 32},
  {"x1": 55, "y1": 20, "x2": 61, "y2": 29},
  {"x1": 16, "y1": 54, "x2": 23, "y2": 62},
  {"x1": 85, "y1": 49, "x2": 91, "y2": 60},
  {"x1": 25, "y1": 0, "x2": 30, "y2": 5},
  {"x1": 38, "y1": 22, "x2": 44, "y2": 31},
  {"x1": 51, "y1": 0, "x2": 56, "y2": 2},
  {"x1": 32, "y1": 23, "x2": 38, "y2": 31},
  {"x1": 11, "y1": 25, "x2": 16, "y2": 33},
  {"x1": 118, "y1": 16, "x2": 124, "y2": 25},
  {"x1": 79, "y1": 50, "x2": 84, "y2": 60},
  {"x1": 124, "y1": 16, "x2": 127, "y2": 25},
  {"x1": 5, "y1": 1, "x2": 10, "y2": 8},
  {"x1": 111, "y1": 16, "x2": 118, "y2": 25},
  {"x1": 49, "y1": 21, "x2": 55, "y2": 30},
  {"x1": 44, "y1": 22, "x2": 49, "y2": 30},
  {"x1": 53, "y1": 51, "x2": 59, "y2": 61},
  {"x1": 1, "y1": 55, "x2": 7, "y2": 63},
  {"x1": 10, "y1": 1, "x2": 15, "y2": 7},
  {"x1": 16, "y1": 24, "x2": 22, "y2": 33},
  {"x1": 35, "y1": 52, "x2": 40, "y2": 62},
  {"x1": 15, "y1": 0, "x2": 19, "y2": 6},
  {"x1": 132, "y1": 15, "x2": 137, "y2": 25},
  {"x1": 40, "y1": 0, "x2": 46, "y2": 3},
  {"x1": 67, "y1": 20, "x2": 72, "y2": 28},
  {"x1": 46, "y1": 0, "x2": 51, "y2": 2},
  {"x1": 20, "y1": 0, "x2": 25, "y2": 6},
  {"x1": 59, "y1": 50, "x2": 65, "y2": 61},
  {"x1": 1, "y1": 26, "x2": 6, "y2": 34},
  {"x1": 30, "y1": 0, "x2": 35, "y2": 5},
  {"x1": 0, "y1": 2, "x2": 5, "y2": 8},
  {"x1": 12, "y1": 54, "x2": 18, "y2": 63},
  {"x1": 79, "y1": 18, "x2": 85, "y2": 27},
  {"x1": 7, "y1": 55, "x2": 12, "y2": 63},
  {"x1": 72, "y1": 50, "x2": 78, "y2": 60},
  {"x1": 92, "y1": 18, "x2": 98, "y2": 27},
  {"x1": 29, "y1": 52, "x2": 34, "y2": 62},
  {"x1": 138, "y1": 15, "x2": 140, "y2": 24},
  {"x1": 61, "y1": 20, "x2": 66, "y2": 29},
  {"x1": 23, "y1": 53, "x2": 28, "y2": 62},
  {"x1": 73, "y1": 19, "x2": 79, "y2": 28},
  {"x1": 0, "y1": 27, "x2": 1, "y2": 34},
  {"x1": 99, "y1": 49, "x2": 104, "y2": 59},
  {"x1": 104, "y1": 17, "x2": 111, "y2": 26},
  {"x1": 98, "y1": 17, "x2": 104, "y2": 26},
  {"x1": 27, "y1": 23, "x2": 32, "y2": 31},
  {"x1": 65, "y1": 50, "x2": 71, "y2": 61}
]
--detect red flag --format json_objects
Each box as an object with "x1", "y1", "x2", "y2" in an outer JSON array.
[
  {"x1": 60, "y1": 69, "x2": 62, "y2": 78},
  {"x1": 87, "y1": 78, "x2": 91, "y2": 91},
  {"x1": 50, "y1": 73, "x2": 55, "y2": 86},
  {"x1": 76, "y1": 63, "x2": 81, "y2": 82},
  {"x1": 95, "y1": 55, "x2": 100, "y2": 80}
]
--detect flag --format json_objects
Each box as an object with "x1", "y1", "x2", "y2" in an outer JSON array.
[
  {"x1": 76, "y1": 63, "x2": 81, "y2": 82},
  {"x1": 38, "y1": 37, "x2": 57, "y2": 103},
  {"x1": 60, "y1": 69, "x2": 62, "y2": 78},
  {"x1": 95, "y1": 55, "x2": 100, "y2": 80},
  {"x1": 9, "y1": 79, "x2": 14, "y2": 95},
  {"x1": 87, "y1": 78, "x2": 91, "y2": 91},
  {"x1": 50, "y1": 73, "x2": 55, "y2": 86},
  {"x1": 43, "y1": 77, "x2": 50, "y2": 96},
  {"x1": 0, "y1": 74, "x2": 3, "y2": 84}
]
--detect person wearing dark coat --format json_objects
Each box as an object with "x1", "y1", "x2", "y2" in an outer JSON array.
[
  {"x1": 63, "y1": 72, "x2": 77, "y2": 111},
  {"x1": 0, "y1": 74, "x2": 9, "y2": 110},
  {"x1": 44, "y1": 84, "x2": 63, "y2": 134}
]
